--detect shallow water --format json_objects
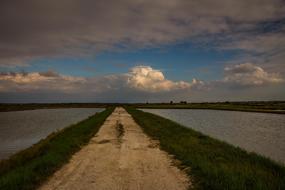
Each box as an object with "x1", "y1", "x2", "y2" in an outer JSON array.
[
  {"x1": 141, "y1": 109, "x2": 285, "y2": 164},
  {"x1": 0, "y1": 108, "x2": 104, "y2": 160}
]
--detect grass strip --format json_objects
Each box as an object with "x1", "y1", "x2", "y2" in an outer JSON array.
[
  {"x1": 0, "y1": 103, "x2": 108, "y2": 112},
  {"x1": 135, "y1": 103, "x2": 285, "y2": 114},
  {"x1": 126, "y1": 107, "x2": 285, "y2": 190},
  {"x1": 0, "y1": 107, "x2": 114, "y2": 190}
]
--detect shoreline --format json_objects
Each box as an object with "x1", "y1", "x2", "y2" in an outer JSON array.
[
  {"x1": 134, "y1": 102, "x2": 285, "y2": 114},
  {"x1": 39, "y1": 107, "x2": 190, "y2": 190},
  {"x1": 1, "y1": 101, "x2": 284, "y2": 114},
  {"x1": 0, "y1": 107, "x2": 114, "y2": 190},
  {"x1": 1, "y1": 106, "x2": 284, "y2": 189},
  {"x1": 126, "y1": 107, "x2": 285, "y2": 189},
  {"x1": 136, "y1": 106, "x2": 285, "y2": 114}
]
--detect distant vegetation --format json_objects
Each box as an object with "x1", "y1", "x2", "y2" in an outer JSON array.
[
  {"x1": 0, "y1": 103, "x2": 110, "y2": 112},
  {"x1": 1, "y1": 101, "x2": 284, "y2": 114},
  {"x1": 134, "y1": 101, "x2": 285, "y2": 114},
  {"x1": 126, "y1": 107, "x2": 285, "y2": 190},
  {"x1": 0, "y1": 107, "x2": 114, "y2": 190}
]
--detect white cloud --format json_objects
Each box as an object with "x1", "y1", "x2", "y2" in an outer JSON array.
[
  {"x1": 2, "y1": 64, "x2": 281, "y2": 95},
  {"x1": 0, "y1": 66, "x2": 194, "y2": 94},
  {"x1": 0, "y1": 71, "x2": 85, "y2": 92},
  {"x1": 1, "y1": 64, "x2": 284, "y2": 102},
  {"x1": 223, "y1": 63, "x2": 284, "y2": 86},
  {"x1": 127, "y1": 66, "x2": 191, "y2": 92}
]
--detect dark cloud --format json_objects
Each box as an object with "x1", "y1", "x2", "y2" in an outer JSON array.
[
  {"x1": 222, "y1": 63, "x2": 283, "y2": 86},
  {"x1": 1, "y1": 0, "x2": 285, "y2": 102},
  {"x1": 0, "y1": 0, "x2": 284, "y2": 66},
  {"x1": 39, "y1": 70, "x2": 60, "y2": 77}
]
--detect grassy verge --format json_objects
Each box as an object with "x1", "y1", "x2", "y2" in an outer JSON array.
[
  {"x1": 126, "y1": 107, "x2": 285, "y2": 190},
  {"x1": 0, "y1": 103, "x2": 110, "y2": 112},
  {"x1": 0, "y1": 107, "x2": 114, "y2": 190},
  {"x1": 134, "y1": 101, "x2": 285, "y2": 114},
  {"x1": 2, "y1": 101, "x2": 285, "y2": 114}
]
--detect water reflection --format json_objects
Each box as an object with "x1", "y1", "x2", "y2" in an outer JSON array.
[
  {"x1": 142, "y1": 109, "x2": 285, "y2": 164},
  {"x1": 0, "y1": 108, "x2": 103, "y2": 159}
]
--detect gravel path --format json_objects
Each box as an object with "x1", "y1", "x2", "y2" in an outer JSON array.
[{"x1": 39, "y1": 107, "x2": 190, "y2": 190}]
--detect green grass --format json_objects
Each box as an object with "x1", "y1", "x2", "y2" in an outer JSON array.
[
  {"x1": 134, "y1": 101, "x2": 285, "y2": 114},
  {"x1": 0, "y1": 103, "x2": 109, "y2": 112},
  {"x1": 126, "y1": 107, "x2": 285, "y2": 190},
  {"x1": 0, "y1": 107, "x2": 114, "y2": 190},
  {"x1": 2, "y1": 101, "x2": 285, "y2": 114}
]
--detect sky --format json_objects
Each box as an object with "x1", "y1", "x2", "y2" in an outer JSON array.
[{"x1": 0, "y1": 0, "x2": 285, "y2": 103}]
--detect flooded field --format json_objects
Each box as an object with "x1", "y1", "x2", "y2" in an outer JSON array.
[
  {"x1": 0, "y1": 108, "x2": 104, "y2": 160},
  {"x1": 141, "y1": 109, "x2": 285, "y2": 164}
]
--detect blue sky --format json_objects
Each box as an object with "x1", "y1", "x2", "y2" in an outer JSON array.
[
  {"x1": 0, "y1": 0, "x2": 284, "y2": 102},
  {"x1": 18, "y1": 42, "x2": 238, "y2": 81}
]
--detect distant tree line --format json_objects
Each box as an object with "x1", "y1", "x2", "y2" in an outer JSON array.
[{"x1": 169, "y1": 101, "x2": 187, "y2": 104}]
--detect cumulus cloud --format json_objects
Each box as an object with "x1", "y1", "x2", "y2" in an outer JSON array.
[
  {"x1": 0, "y1": 71, "x2": 85, "y2": 92},
  {"x1": 0, "y1": 64, "x2": 284, "y2": 102},
  {"x1": 127, "y1": 66, "x2": 190, "y2": 92},
  {"x1": 223, "y1": 63, "x2": 284, "y2": 86},
  {"x1": 0, "y1": 66, "x2": 196, "y2": 94},
  {"x1": 1, "y1": 63, "x2": 282, "y2": 95},
  {"x1": 0, "y1": 66, "x2": 204, "y2": 100}
]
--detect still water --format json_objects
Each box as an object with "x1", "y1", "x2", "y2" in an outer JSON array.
[
  {"x1": 141, "y1": 109, "x2": 285, "y2": 164},
  {"x1": 0, "y1": 108, "x2": 104, "y2": 160}
]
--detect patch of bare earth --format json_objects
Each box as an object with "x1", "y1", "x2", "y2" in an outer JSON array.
[{"x1": 39, "y1": 107, "x2": 191, "y2": 190}]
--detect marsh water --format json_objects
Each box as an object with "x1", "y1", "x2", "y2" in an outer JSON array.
[
  {"x1": 141, "y1": 109, "x2": 285, "y2": 164},
  {"x1": 0, "y1": 108, "x2": 104, "y2": 160}
]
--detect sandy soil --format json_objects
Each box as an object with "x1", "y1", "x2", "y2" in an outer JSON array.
[{"x1": 39, "y1": 107, "x2": 190, "y2": 190}]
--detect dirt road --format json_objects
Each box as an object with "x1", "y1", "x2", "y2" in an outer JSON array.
[{"x1": 39, "y1": 107, "x2": 190, "y2": 190}]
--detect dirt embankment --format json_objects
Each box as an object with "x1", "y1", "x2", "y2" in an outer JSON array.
[{"x1": 39, "y1": 107, "x2": 190, "y2": 190}]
